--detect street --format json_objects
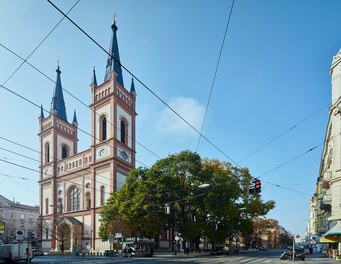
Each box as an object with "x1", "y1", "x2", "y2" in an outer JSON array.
[{"x1": 30, "y1": 250, "x2": 335, "y2": 264}]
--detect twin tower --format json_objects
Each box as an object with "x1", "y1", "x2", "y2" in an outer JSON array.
[{"x1": 38, "y1": 20, "x2": 136, "y2": 252}]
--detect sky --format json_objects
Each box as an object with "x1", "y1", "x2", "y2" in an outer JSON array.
[{"x1": 0, "y1": 0, "x2": 340, "y2": 237}]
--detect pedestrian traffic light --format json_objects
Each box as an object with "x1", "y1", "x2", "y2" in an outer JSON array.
[{"x1": 254, "y1": 179, "x2": 261, "y2": 193}]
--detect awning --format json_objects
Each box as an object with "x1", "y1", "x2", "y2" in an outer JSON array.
[
  {"x1": 320, "y1": 236, "x2": 339, "y2": 243},
  {"x1": 321, "y1": 222, "x2": 341, "y2": 243},
  {"x1": 325, "y1": 223, "x2": 341, "y2": 236}
]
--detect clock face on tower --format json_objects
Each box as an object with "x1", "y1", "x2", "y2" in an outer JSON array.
[
  {"x1": 120, "y1": 150, "x2": 128, "y2": 160},
  {"x1": 99, "y1": 148, "x2": 106, "y2": 157}
]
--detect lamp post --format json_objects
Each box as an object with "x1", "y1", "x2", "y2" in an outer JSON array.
[{"x1": 165, "y1": 183, "x2": 210, "y2": 255}]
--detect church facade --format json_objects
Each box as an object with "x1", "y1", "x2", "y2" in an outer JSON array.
[{"x1": 38, "y1": 20, "x2": 136, "y2": 252}]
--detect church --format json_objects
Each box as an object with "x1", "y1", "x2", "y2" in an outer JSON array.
[{"x1": 38, "y1": 19, "x2": 136, "y2": 252}]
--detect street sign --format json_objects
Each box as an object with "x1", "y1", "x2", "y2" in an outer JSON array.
[
  {"x1": 115, "y1": 232, "x2": 122, "y2": 238},
  {"x1": 108, "y1": 233, "x2": 114, "y2": 243},
  {"x1": 16, "y1": 230, "x2": 24, "y2": 240}
]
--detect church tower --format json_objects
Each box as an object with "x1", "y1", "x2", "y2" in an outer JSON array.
[{"x1": 39, "y1": 19, "x2": 136, "y2": 253}]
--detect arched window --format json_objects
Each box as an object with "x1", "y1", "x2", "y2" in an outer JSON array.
[
  {"x1": 100, "y1": 116, "x2": 107, "y2": 141},
  {"x1": 68, "y1": 186, "x2": 80, "y2": 211},
  {"x1": 45, "y1": 143, "x2": 50, "y2": 163},
  {"x1": 100, "y1": 186, "x2": 105, "y2": 206},
  {"x1": 120, "y1": 120, "x2": 127, "y2": 144},
  {"x1": 62, "y1": 145, "x2": 69, "y2": 159}
]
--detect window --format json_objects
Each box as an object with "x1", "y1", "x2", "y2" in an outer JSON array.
[
  {"x1": 100, "y1": 186, "x2": 105, "y2": 206},
  {"x1": 69, "y1": 186, "x2": 80, "y2": 211},
  {"x1": 120, "y1": 120, "x2": 127, "y2": 144},
  {"x1": 62, "y1": 145, "x2": 69, "y2": 159},
  {"x1": 45, "y1": 198, "x2": 49, "y2": 215},
  {"x1": 10, "y1": 212, "x2": 15, "y2": 218},
  {"x1": 100, "y1": 116, "x2": 107, "y2": 141},
  {"x1": 20, "y1": 213, "x2": 25, "y2": 220},
  {"x1": 45, "y1": 143, "x2": 50, "y2": 163}
]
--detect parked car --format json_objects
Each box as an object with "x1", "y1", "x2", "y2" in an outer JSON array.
[
  {"x1": 259, "y1": 246, "x2": 267, "y2": 251},
  {"x1": 210, "y1": 246, "x2": 227, "y2": 255}
]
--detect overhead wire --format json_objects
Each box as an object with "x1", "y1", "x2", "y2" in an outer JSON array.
[
  {"x1": 0, "y1": 132, "x2": 321, "y2": 197},
  {"x1": 46, "y1": 0, "x2": 241, "y2": 168},
  {"x1": 238, "y1": 103, "x2": 330, "y2": 163},
  {"x1": 0, "y1": 43, "x2": 162, "y2": 162},
  {"x1": 257, "y1": 142, "x2": 324, "y2": 180},
  {"x1": 1, "y1": 0, "x2": 80, "y2": 87},
  {"x1": 196, "y1": 0, "x2": 235, "y2": 152},
  {"x1": 0, "y1": 1, "x2": 327, "y2": 199},
  {"x1": 0, "y1": 133, "x2": 137, "y2": 190},
  {"x1": 0, "y1": 80, "x2": 150, "y2": 169}
]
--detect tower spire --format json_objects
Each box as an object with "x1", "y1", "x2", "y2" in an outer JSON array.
[
  {"x1": 39, "y1": 104, "x2": 45, "y2": 119},
  {"x1": 130, "y1": 78, "x2": 136, "y2": 94},
  {"x1": 91, "y1": 67, "x2": 98, "y2": 87},
  {"x1": 104, "y1": 17, "x2": 124, "y2": 86},
  {"x1": 72, "y1": 110, "x2": 78, "y2": 125},
  {"x1": 50, "y1": 63, "x2": 67, "y2": 122}
]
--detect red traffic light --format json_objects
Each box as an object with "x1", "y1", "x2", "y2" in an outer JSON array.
[{"x1": 254, "y1": 179, "x2": 261, "y2": 193}]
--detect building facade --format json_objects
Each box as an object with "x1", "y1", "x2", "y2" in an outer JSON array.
[
  {"x1": 309, "y1": 49, "x2": 341, "y2": 245},
  {"x1": 0, "y1": 195, "x2": 39, "y2": 246},
  {"x1": 38, "y1": 20, "x2": 136, "y2": 252}
]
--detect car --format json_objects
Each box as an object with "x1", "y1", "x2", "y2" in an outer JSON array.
[
  {"x1": 210, "y1": 246, "x2": 227, "y2": 255},
  {"x1": 259, "y1": 246, "x2": 267, "y2": 251}
]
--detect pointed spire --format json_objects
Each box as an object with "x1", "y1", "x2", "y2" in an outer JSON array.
[
  {"x1": 50, "y1": 63, "x2": 67, "y2": 122},
  {"x1": 91, "y1": 67, "x2": 97, "y2": 87},
  {"x1": 104, "y1": 17, "x2": 124, "y2": 86},
  {"x1": 72, "y1": 110, "x2": 78, "y2": 125},
  {"x1": 39, "y1": 104, "x2": 45, "y2": 119},
  {"x1": 130, "y1": 78, "x2": 136, "y2": 94}
]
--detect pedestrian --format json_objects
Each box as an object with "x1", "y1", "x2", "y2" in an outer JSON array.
[
  {"x1": 186, "y1": 247, "x2": 189, "y2": 255},
  {"x1": 309, "y1": 245, "x2": 313, "y2": 254},
  {"x1": 127, "y1": 246, "x2": 133, "y2": 257}
]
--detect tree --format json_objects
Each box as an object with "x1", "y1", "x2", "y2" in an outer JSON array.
[
  {"x1": 279, "y1": 230, "x2": 293, "y2": 248},
  {"x1": 200, "y1": 159, "x2": 275, "y2": 247},
  {"x1": 99, "y1": 150, "x2": 275, "y2": 249}
]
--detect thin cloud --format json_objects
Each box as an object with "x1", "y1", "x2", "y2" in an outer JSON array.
[{"x1": 155, "y1": 97, "x2": 205, "y2": 139}]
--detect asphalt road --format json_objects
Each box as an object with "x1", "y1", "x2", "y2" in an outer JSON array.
[{"x1": 30, "y1": 250, "x2": 334, "y2": 264}]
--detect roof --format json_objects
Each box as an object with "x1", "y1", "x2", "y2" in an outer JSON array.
[
  {"x1": 50, "y1": 65, "x2": 67, "y2": 122},
  {"x1": 104, "y1": 20, "x2": 124, "y2": 86}
]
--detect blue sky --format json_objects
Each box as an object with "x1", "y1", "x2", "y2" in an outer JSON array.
[{"x1": 0, "y1": 0, "x2": 340, "y2": 236}]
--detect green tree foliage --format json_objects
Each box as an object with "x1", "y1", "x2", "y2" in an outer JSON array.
[{"x1": 99, "y1": 150, "x2": 275, "y2": 247}]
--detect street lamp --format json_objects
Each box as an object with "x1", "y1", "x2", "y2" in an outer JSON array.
[{"x1": 165, "y1": 183, "x2": 210, "y2": 255}]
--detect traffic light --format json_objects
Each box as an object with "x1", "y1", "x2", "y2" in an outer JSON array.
[{"x1": 254, "y1": 179, "x2": 261, "y2": 193}]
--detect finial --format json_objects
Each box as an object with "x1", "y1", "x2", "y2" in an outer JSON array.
[
  {"x1": 112, "y1": 13, "x2": 117, "y2": 25},
  {"x1": 56, "y1": 60, "x2": 61, "y2": 74}
]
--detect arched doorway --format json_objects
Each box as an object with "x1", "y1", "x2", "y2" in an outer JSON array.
[{"x1": 56, "y1": 217, "x2": 83, "y2": 253}]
